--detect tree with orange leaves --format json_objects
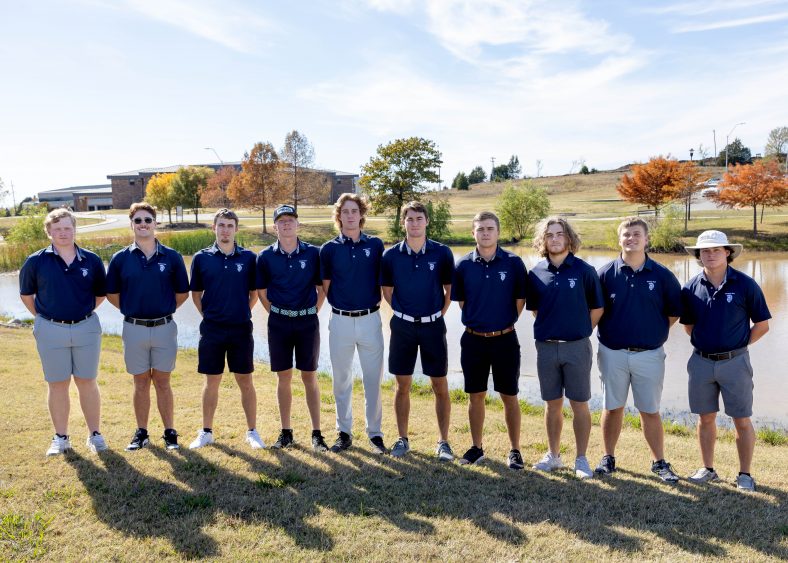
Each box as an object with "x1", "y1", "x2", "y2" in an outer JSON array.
[
  {"x1": 616, "y1": 156, "x2": 682, "y2": 218},
  {"x1": 228, "y1": 142, "x2": 284, "y2": 234},
  {"x1": 200, "y1": 166, "x2": 237, "y2": 209},
  {"x1": 674, "y1": 161, "x2": 711, "y2": 230},
  {"x1": 711, "y1": 159, "x2": 788, "y2": 236}
]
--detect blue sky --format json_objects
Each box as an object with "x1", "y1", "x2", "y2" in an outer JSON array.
[{"x1": 2, "y1": 0, "x2": 787, "y2": 201}]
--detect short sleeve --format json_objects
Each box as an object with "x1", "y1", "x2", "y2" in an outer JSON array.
[
  {"x1": 663, "y1": 271, "x2": 682, "y2": 318},
  {"x1": 19, "y1": 254, "x2": 38, "y2": 296},
  {"x1": 92, "y1": 255, "x2": 107, "y2": 297},
  {"x1": 584, "y1": 266, "x2": 604, "y2": 309},
  {"x1": 525, "y1": 271, "x2": 540, "y2": 311},
  {"x1": 679, "y1": 286, "x2": 696, "y2": 325},
  {"x1": 312, "y1": 249, "x2": 322, "y2": 287},
  {"x1": 189, "y1": 253, "x2": 204, "y2": 292},
  {"x1": 440, "y1": 247, "x2": 454, "y2": 285},
  {"x1": 256, "y1": 253, "x2": 270, "y2": 290},
  {"x1": 380, "y1": 250, "x2": 394, "y2": 287},
  {"x1": 105, "y1": 253, "x2": 122, "y2": 294},
  {"x1": 172, "y1": 252, "x2": 189, "y2": 293},
  {"x1": 513, "y1": 256, "x2": 527, "y2": 299},
  {"x1": 319, "y1": 244, "x2": 332, "y2": 281},
  {"x1": 747, "y1": 281, "x2": 771, "y2": 323},
  {"x1": 450, "y1": 261, "x2": 465, "y2": 301}
]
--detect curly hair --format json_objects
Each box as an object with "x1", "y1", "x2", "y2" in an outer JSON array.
[
  {"x1": 333, "y1": 193, "x2": 368, "y2": 230},
  {"x1": 129, "y1": 202, "x2": 157, "y2": 221},
  {"x1": 532, "y1": 216, "x2": 582, "y2": 257}
]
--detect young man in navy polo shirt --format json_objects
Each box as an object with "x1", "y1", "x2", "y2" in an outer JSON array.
[
  {"x1": 257, "y1": 204, "x2": 328, "y2": 452},
  {"x1": 527, "y1": 216, "x2": 604, "y2": 479},
  {"x1": 451, "y1": 211, "x2": 527, "y2": 469},
  {"x1": 106, "y1": 202, "x2": 190, "y2": 451},
  {"x1": 20, "y1": 208, "x2": 108, "y2": 456},
  {"x1": 319, "y1": 193, "x2": 387, "y2": 455},
  {"x1": 382, "y1": 201, "x2": 455, "y2": 460},
  {"x1": 681, "y1": 230, "x2": 770, "y2": 491},
  {"x1": 188, "y1": 209, "x2": 265, "y2": 450},
  {"x1": 594, "y1": 217, "x2": 682, "y2": 482}
]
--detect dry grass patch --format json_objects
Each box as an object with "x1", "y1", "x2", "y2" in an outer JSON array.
[{"x1": 0, "y1": 327, "x2": 787, "y2": 561}]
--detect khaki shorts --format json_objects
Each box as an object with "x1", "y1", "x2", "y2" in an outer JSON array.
[
  {"x1": 597, "y1": 343, "x2": 665, "y2": 413},
  {"x1": 122, "y1": 319, "x2": 178, "y2": 375},
  {"x1": 33, "y1": 314, "x2": 101, "y2": 382}
]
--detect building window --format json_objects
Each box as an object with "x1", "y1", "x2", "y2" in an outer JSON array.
[{"x1": 129, "y1": 180, "x2": 136, "y2": 185}]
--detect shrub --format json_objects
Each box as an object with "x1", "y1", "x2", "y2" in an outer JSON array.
[
  {"x1": 425, "y1": 198, "x2": 452, "y2": 242},
  {"x1": 496, "y1": 181, "x2": 550, "y2": 241},
  {"x1": 648, "y1": 205, "x2": 684, "y2": 252},
  {"x1": 6, "y1": 208, "x2": 47, "y2": 244}
]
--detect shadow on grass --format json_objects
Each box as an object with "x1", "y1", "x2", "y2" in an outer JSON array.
[{"x1": 68, "y1": 442, "x2": 788, "y2": 559}]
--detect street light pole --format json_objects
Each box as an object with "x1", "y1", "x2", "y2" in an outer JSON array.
[
  {"x1": 724, "y1": 122, "x2": 745, "y2": 169},
  {"x1": 204, "y1": 147, "x2": 224, "y2": 165},
  {"x1": 490, "y1": 157, "x2": 496, "y2": 182}
]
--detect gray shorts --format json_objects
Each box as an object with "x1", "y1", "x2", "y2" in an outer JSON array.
[
  {"x1": 597, "y1": 343, "x2": 665, "y2": 413},
  {"x1": 122, "y1": 319, "x2": 178, "y2": 375},
  {"x1": 33, "y1": 314, "x2": 101, "y2": 382},
  {"x1": 535, "y1": 337, "x2": 592, "y2": 402},
  {"x1": 688, "y1": 350, "x2": 753, "y2": 418}
]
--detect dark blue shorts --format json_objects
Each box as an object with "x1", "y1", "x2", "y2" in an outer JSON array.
[
  {"x1": 198, "y1": 319, "x2": 254, "y2": 375},
  {"x1": 268, "y1": 313, "x2": 319, "y2": 373},
  {"x1": 460, "y1": 330, "x2": 520, "y2": 396},
  {"x1": 388, "y1": 315, "x2": 448, "y2": 377}
]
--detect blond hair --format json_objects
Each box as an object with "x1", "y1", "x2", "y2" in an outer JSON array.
[{"x1": 44, "y1": 208, "x2": 76, "y2": 233}]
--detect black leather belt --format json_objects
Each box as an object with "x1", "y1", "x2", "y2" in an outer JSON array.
[
  {"x1": 124, "y1": 314, "x2": 173, "y2": 327},
  {"x1": 695, "y1": 348, "x2": 747, "y2": 361},
  {"x1": 466, "y1": 326, "x2": 515, "y2": 337},
  {"x1": 332, "y1": 305, "x2": 380, "y2": 317},
  {"x1": 626, "y1": 347, "x2": 651, "y2": 353},
  {"x1": 39, "y1": 313, "x2": 92, "y2": 325}
]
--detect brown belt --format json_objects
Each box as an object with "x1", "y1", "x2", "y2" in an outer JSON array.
[{"x1": 465, "y1": 326, "x2": 515, "y2": 338}]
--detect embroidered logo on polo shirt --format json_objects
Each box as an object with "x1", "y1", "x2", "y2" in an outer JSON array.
[
  {"x1": 428, "y1": 262, "x2": 436, "y2": 271},
  {"x1": 364, "y1": 248, "x2": 371, "y2": 257},
  {"x1": 499, "y1": 271, "x2": 507, "y2": 281},
  {"x1": 569, "y1": 278, "x2": 577, "y2": 288},
  {"x1": 236, "y1": 264, "x2": 243, "y2": 272},
  {"x1": 726, "y1": 293, "x2": 734, "y2": 303},
  {"x1": 159, "y1": 263, "x2": 166, "y2": 272},
  {"x1": 299, "y1": 260, "x2": 306, "y2": 269},
  {"x1": 648, "y1": 281, "x2": 656, "y2": 290},
  {"x1": 80, "y1": 268, "x2": 88, "y2": 277}
]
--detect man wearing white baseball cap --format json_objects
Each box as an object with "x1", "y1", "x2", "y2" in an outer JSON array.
[{"x1": 680, "y1": 230, "x2": 770, "y2": 491}]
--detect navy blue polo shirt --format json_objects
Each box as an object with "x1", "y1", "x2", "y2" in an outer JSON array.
[
  {"x1": 320, "y1": 232, "x2": 384, "y2": 310},
  {"x1": 19, "y1": 244, "x2": 106, "y2": 321},
  {"x1": 381, "y1": 239, "x2": 454, "y2": 317},
  {"x1": 190, "y1": 243, "x2": 257, "y2": 324},
  {"x1": 106, "y1": 240, "x2": 189, "y2": 319},
  {"x1": 257, "y1": 239, "x2": 321, "y2": 310},
  {"x1": 451, "y1": 247, "x2": 527, "y2": 332},
  {"x1": 526, "y1": 253, "x2": 604, "y2": 341},
  {"x1": 680, "y1": 266, "x2": 771, "y2": 353},
  {"x1": 597, "y1": 255, "x2": 682, "y2": 350}
]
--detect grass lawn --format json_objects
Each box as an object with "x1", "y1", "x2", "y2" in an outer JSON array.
[{"x1": 1, "y1": 327, "x2": 786, "y2": 561}]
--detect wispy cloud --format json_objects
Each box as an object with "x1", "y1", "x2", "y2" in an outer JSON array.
[
  {"x1": 644, "y1": 0, "x2": 785, "y2": 16},
  {"x1": 673, "y1": 11, "x2": 788, "y2": 32},
  {"x1": 118, "y1": 0, "x2": 273, "y2": 53}
]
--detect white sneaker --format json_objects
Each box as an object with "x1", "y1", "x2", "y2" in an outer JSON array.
[
  {"x1": 245, "y1": 429, "x2": 266, "y2": 449},
  {"x1": 532, "y1": 452, "x2": 563, "y2": 472},
  {"x1": 574, "y1": 456, "x2": 594, "y2": 479},
  {"x1": 189, "y1": 430, "x2": 214, "y2": 449},
  {"x1": 86, "y1": 433, "x2": 108, "y2": 453},
  {"x1": 46, "y1": 435, "x2": 72, "y2": 457}
]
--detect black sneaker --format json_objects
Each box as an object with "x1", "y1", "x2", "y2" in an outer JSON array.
[
  {"x1": 651, "y1": 459, "x2": 679, "y2": 483},
  {"x1": 311, "y1": 432, "x2": 328, "y2": 452},
  {"x1": 459, "y1": 445, "x2": 485, "y2": 465},
  {"x1": 329, "y1": 431, "x2": 352, "y2": 453},
  {"x1": 125, "y1": 428, "x2": 149, "y2": 451},
  {"x1": 162, "y1": 429, "x2": 179, "y2": 450},
  {"x1": 595, "y1": 454, "x2": 616, "y2": 475},
  {"x1": 369, "y1": 436, "x2": 388, "y2": 455},
  {"x1": 272, "y1": 430, "x2": 294, "y2": 449},
  {"x1": 507, "y1": 449, "x2": 524, "y2": 470}
]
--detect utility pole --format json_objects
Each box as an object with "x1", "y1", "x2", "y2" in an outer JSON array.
[
  {"x1": 490, "y1": 157, "x2": 496, "y2": 182},
  {"x1": 713, "y1": 130, "x2": 716, "y2": 162},
  {"x1": 10, "y1": 180, "x2": 16, "y2": 215}
]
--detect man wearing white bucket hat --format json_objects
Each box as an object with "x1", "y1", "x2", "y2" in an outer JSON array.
[{"x1": 680, "y1": 230, "x2": 770, "y2": 491}]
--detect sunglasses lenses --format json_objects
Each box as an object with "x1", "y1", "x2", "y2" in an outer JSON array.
[{"x1": 134, "y1": 217, "x2": 154, "y2": 224}]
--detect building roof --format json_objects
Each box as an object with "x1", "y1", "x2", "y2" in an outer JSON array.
[
  {"x1": 108, "y1": 163, "x2": 357, "y2": 179},
  {"x1": 72, "y1": 186, "x2": 113, "y2": 195},
  {"x1": 38, "y1": 184, "x2": 112, "y2": 197}
]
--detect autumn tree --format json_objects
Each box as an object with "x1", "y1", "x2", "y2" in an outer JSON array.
[
  {"x1": 228, "y1": 142, "x2": 283, "y2": 234},
  {"x1": 673, "y1": 161, "x2": 711, "y2": 230},
  {"x1": 281, "y1": 130, "x2": 315, "y2": 211},
  {"x1": 201, "y1": 166, "x2": 237, "y2": 209},
  {"x1": 145, "y1": 172, "x2": 177, "y2": 224},
  {"x1": 359, "y1": 137, "x2": 442, "y2": 237},
  {"x1": 616, "y1": 156, "x2": 683, "y2": 218},
  {"x1": 172, "y1": 166, "x2": 214, "y2": 224},
  {"x1": 711, "y1": 159, "x2": 788, "y2": 236},
  {"x1": 468, "y1": 166, "x2": 486, "y2": 184}
]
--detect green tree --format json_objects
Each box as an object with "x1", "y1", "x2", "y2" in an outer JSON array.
[
  {"x1": 468, "y1": 166, "x2": 486, "y2": 184},
  {"x1": 496, "y1": 181, "x2": 550, "y2": 240},
  {"x1": 452, "y1": 171, "x2": 469, "y2": 190},
  {"x1": 491, "y1": 164, "x2": 511, "y2": 181},
  {"x1": 425, "y1": 198, "x2": 452, "y2": 241},
  {"x1": 281, "y1": 130, "x2": 316, "y2": 211},
  {"x1": 145, "y1": 173, "x2": 177, "y2": 225},
  {"x1": 717, "y1": 137, "x2": 752, "y2": 166},
  {"x1": 360, "y1": 137, "x2": 442, "y2": 238},
  {"x1": 507, "y1": 155, "x2": 522, "y2": 179},
  {"x1": 172, "y1": 166, "x2": 214, "y2": 224},
  {"x1": 580, "y1": 165, "x2": 590, "y2": 175}
]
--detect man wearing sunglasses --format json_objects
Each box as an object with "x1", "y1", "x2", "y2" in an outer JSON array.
[{"x1": 106, "y1": 202, "x2": 189, "y2": 451}]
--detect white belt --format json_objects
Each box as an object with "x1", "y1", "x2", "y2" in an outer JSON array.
[{"x1": 393, "y1": 310, "x2": 442, "y2": 323}]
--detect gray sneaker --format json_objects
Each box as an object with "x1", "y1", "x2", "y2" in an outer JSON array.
[
  {"x1": 688, "y1": 467, "x2": 719, "y2": 483},
  {"x1": 391, "y1": 437, "x2": 410, "y2": 458},
  {"x1": 86, "y1": 433, "x2": 108, "y2": 453},
  {"x1": 651, "y1": 459, "x2": 679, "y2": 483},
  {"x1": 735, "y1": 473, "x2": 756, "y2": 492},
  {"x1": 436, "y1": 440, "x2": 454, "y2": 462}
]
